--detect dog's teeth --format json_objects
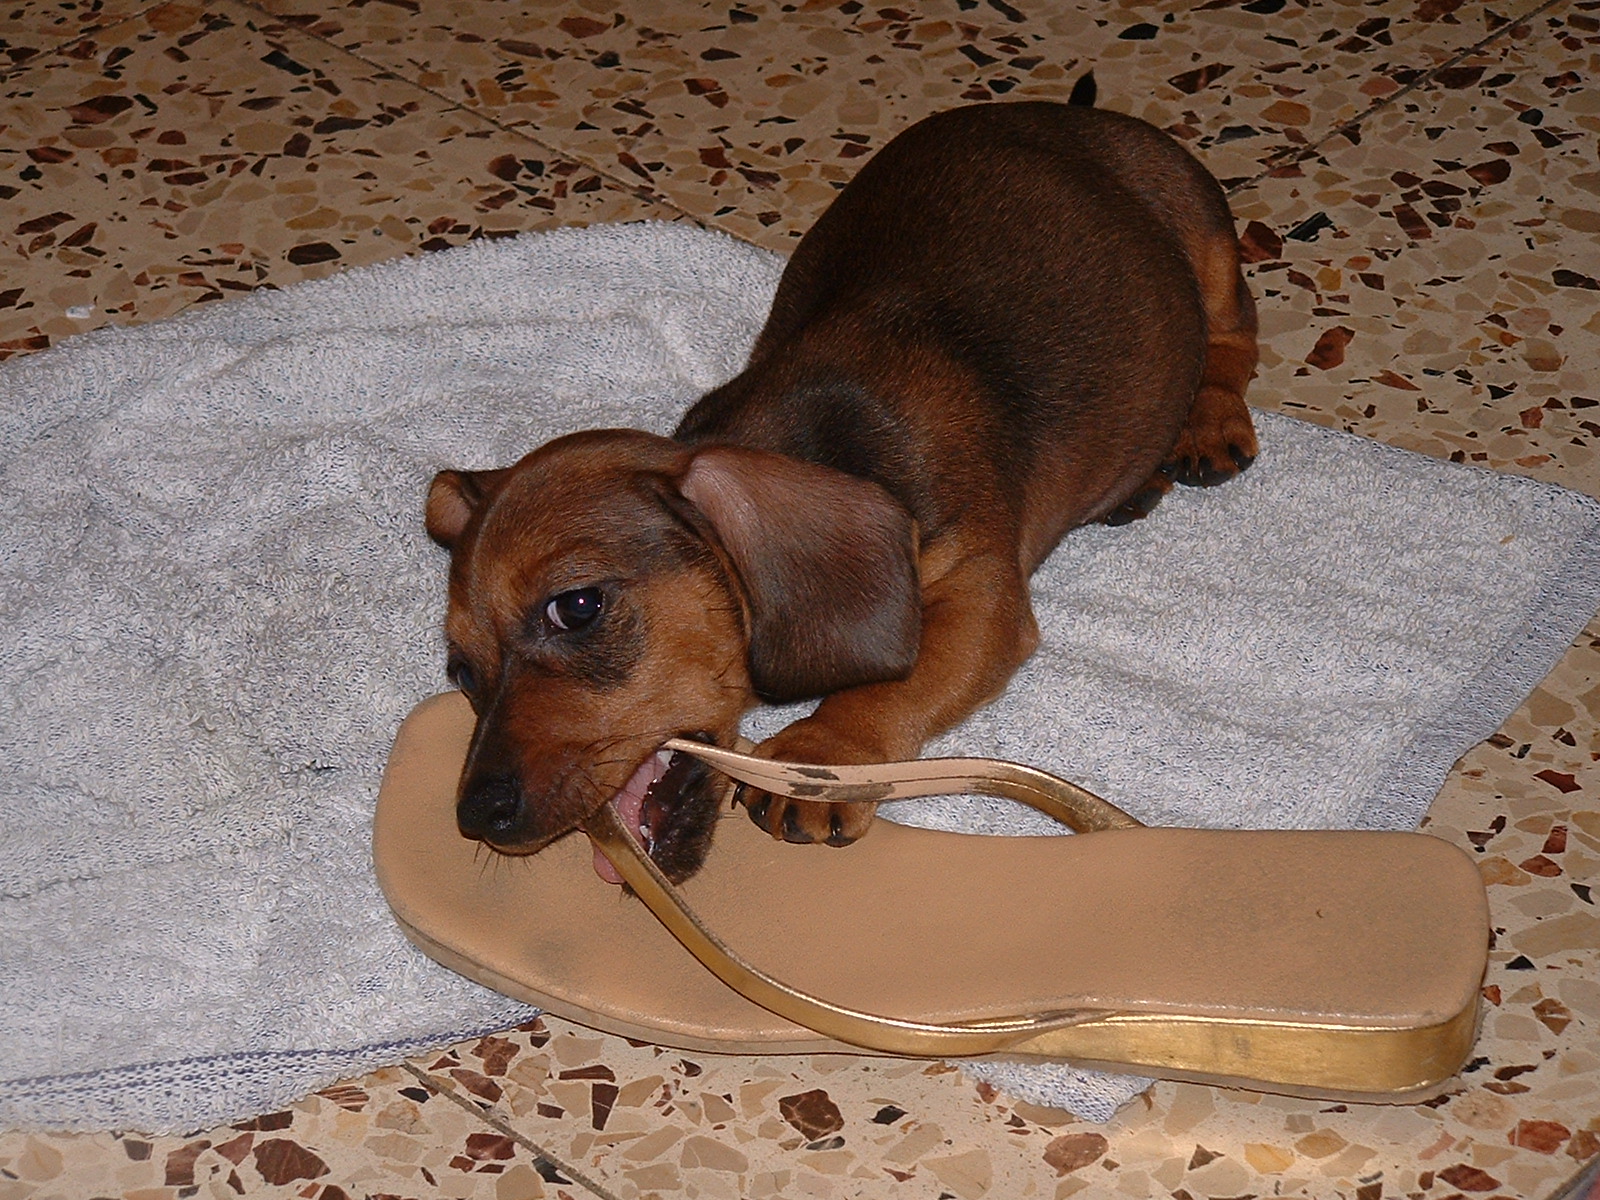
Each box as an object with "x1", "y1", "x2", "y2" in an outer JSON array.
[{"x1": 641, "y1": 752, "x2": 671, "y2": 846}]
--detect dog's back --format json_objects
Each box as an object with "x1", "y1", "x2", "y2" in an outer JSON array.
[{"x1": 677, "y1": 101, "x2": 1249, "y2": 569}]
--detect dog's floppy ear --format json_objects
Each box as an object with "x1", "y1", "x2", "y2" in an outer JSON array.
[
  {"x1": 425, "y1": 468, "x2": 509, "y2": 550},
  {"x1": 678, "y1": 446, "x2": 921, "y2": 703}
]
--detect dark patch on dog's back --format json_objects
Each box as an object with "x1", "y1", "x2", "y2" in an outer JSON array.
[{"x1": 765, "y1": 375, "x2": 907, "y2": 484}]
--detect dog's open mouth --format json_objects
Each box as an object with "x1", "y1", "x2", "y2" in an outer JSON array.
[{"x1": 589, "y1": 740, "x2": 718, "y2": 885}]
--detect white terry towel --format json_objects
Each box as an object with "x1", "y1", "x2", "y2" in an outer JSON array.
[{"x1": 2, "y1": 222, "x2": 1598, "y2": 1132}]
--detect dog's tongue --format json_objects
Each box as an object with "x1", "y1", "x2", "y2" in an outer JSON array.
[
  {"x1": 591, "y1": 752, "x2": 669, "y2": 884},
  {"x1": 592, "y1": 837, "x2": 628, "y2": 885}
]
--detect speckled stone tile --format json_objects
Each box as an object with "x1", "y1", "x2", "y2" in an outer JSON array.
[
  {"x1": 409, "y1": 1016, "x2": 1119, "y2": 1199},
  {"x1": 243, "y1": 0, "x2": 1552, "y2": 250},
  {"x1": 0, "y1": 0, "x2": 677, "y2": 357},
  {"x1": 0, "y1": 0, "x2": 157, "y2": 78},
  {"x1": 1220, "y1": 4, "x2": 1600, "y2": 492},
  {"x1": 2, "y1": 0, "x2": 1599, "y2": 1197},
  {"x1": 0, "y1": 1064, "x2": 603, "y2": 1200}
]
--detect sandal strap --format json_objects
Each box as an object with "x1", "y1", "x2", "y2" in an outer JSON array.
[
  {"x1": 581, "y1": 745, "x2": 1141, "y2": 1056},
  {"x1": 660, "y1": 740, "x2": 1142, "y2": 833}
]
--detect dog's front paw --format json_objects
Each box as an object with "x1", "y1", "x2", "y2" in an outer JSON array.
[
  {"x1": 740, "y1": 721, "x2": 889, "y2": 848},
  {"x1": 743, "y1": 789, "x2": 871, "y2": 847}
]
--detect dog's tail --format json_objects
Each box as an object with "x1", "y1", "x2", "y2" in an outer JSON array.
[{"x1": 1068, "y1": 71, "x2": 1097, "y2": 107}]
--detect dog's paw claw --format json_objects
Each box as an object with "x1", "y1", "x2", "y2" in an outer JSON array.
[
  {"x1": 744, "y1": 792, "x2": 772, "y2": 829},
  {"x1": 781, "y1": 804, "x2": 815, "y2": 844},
  {"x1": 1103, "y1": 479, "x2": 1170, "y2": 525},
  {"x1": 1171, "y1": 448, "x2": 1253, "y2": 489}
]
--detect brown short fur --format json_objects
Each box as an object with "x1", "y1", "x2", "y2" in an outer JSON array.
[{"x1": 426, "y1": 98, "x2": 1258, "y2": 881}]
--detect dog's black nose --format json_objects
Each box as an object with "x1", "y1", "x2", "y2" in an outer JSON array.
[{"x1": 457, "y1": 774, "x2": 524, "y2": 842}]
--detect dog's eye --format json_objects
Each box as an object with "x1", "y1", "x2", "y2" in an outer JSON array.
[
  {"x1": 447, "y1": 655, "x2": 477, "y2": 697},
  {"x1": 545, "y1": 587, "x2": 604, "y2": 632}
]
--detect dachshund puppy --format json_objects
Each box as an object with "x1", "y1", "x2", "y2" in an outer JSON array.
[{"x1": 425, "y1": 97, "x2": 1258, "y2": 884}]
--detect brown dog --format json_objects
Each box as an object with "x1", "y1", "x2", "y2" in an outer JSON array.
[{"x1": 425, "y1": 97, "x2": 1258, "y2": 884}]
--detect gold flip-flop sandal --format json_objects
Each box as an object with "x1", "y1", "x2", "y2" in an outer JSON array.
[{"x1": 374, "y1": 693, "x2": 1489, "y2": 1101}]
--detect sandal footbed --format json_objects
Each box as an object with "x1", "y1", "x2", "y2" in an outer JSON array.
[{"x1": 375, "y1": 694, "x2": 1488, "y2": 1094}]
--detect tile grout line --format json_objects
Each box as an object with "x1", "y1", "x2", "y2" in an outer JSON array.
[
  {"x1": 401, "y1": 1062, "x2": 624, "y2": 1200},
  {"x1": 231, "y1": 0, "x2": 1578, "y2": 249},
  {"x1": 0, "y1": 0, "x2": 710, "y2": 241},
  {"x1": 7, "y1": 0, "x2": 1580, "y2": 215},
  {"x1": 224, "y1": 0, "x2": 719, "y2": 236},
  {"x1": 15, "y1": 0, "x2": 1564, "y2": 243},
  {"x1": 0, "y1": 0, "x2": 175, "y2": 88},
  {"x1": 1226, "y1": 0, "x2": 1572, "y2": 197},
  {"x1": 231, "y1": 0, "x2": 1572, "y2": 221}
]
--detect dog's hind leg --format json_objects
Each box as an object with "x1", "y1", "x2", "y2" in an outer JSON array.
[
  {"x1": 1104, "y1": 227, "x2": 1260, "y2": 526},
  {"x1": 1167, "y1": 228, "x2": 1261, "y2": 488}
]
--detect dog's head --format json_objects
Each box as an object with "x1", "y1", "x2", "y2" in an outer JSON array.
[{"x1": 425, "y1": 429, "x2": 920, "y2": 882}]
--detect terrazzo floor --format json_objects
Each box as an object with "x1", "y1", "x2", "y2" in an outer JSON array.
[{"x1": 3, "y1": 0, "x2": 1599, "y2": 1196}]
